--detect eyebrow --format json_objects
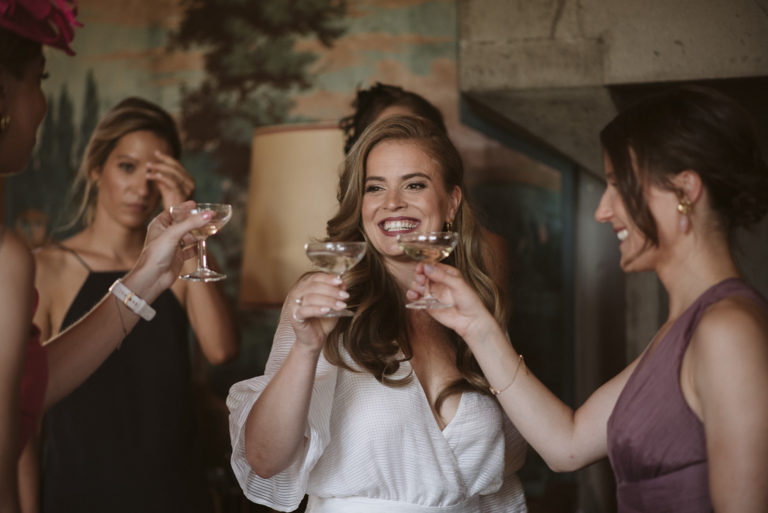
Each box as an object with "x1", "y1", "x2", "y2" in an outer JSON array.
[{"x1": 365, "y1": 172, "x2": 432, "y2": 182}]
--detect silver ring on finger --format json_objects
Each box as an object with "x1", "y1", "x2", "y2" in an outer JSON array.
[{"x1": 295, "y1": 296, "x2": 303, "y2": 306}]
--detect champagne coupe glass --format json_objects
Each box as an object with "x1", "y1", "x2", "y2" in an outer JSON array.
[
  {"x1": 170, "y1": 202, "x2": 232, "y2": 282},
  {"x1": 397, "y1": 231, "x2": 459, "y2": 309},
  {"x1": 304, "y1": 241, "x2": 367, "y2": 317}
]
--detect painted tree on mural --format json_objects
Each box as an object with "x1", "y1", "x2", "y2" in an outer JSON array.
[{"x1": 170, "y1": 0, "x2": 347, "y2": 185}]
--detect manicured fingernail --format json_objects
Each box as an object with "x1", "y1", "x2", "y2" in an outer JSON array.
[
  {"x1": 335, "y1": 301, "x2": 347, "y2": 309},
  {"x1": 339, "y1": 290, "x2": 350, "y2": 299},
  {"x1": 332, "y1": 276, "x2": 343, "y2": 284},
  {"x1": 320, "y1": 307, "x2": 330, "y2": 313},
  {"x1": 425, "y1": 264, "x2": 435, "y2": 274},
  {"x1": 202, "y1": 211, "x2": 213, "y2": 219}
]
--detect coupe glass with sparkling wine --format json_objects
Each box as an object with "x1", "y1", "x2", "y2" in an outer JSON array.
[
  {"x1": 170, "y1": 203, "x2": 232, "y2": 282},
  {"x1": 397, "y1": 231, "x2": 459, "y2": 309},
  {"x1": 304, "y1": 241, "x2": 367, "y2": 317}
]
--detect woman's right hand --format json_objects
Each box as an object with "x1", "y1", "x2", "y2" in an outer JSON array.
[
  {"x1": 287, "y1": 272, "x2": 350, "y2": 352},
  {"x1": 407, "y1": 262, "x2": 501, "y2": 343}
]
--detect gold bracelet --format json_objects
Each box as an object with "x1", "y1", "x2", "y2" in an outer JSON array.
[{"x1": 489, "y1": 354, "x2": 525, "y2": 396}]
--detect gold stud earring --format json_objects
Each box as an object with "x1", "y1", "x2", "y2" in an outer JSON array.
[{"x1": 0, "y1": 114, "x2": 11, "y2": 133}]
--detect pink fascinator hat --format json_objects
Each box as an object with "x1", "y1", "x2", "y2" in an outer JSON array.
[{"x1": 0, "y1": 0, "x2": 82, "y2": 55}]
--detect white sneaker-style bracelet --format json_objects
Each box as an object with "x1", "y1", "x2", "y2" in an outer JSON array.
[{"x1": 108, "y1": 279, "x2": 156, "y2": 321}]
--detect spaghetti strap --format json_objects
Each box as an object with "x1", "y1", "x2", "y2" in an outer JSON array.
[{"x1": 56, "y1": 243, "x2": 93, "y2": 272}]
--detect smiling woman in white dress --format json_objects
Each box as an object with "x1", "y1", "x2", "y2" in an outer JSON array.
[{"x1": 227, "y1": 115, "x2": 527, "y2": 512}]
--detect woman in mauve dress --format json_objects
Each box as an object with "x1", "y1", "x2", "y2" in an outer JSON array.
[{"x1": 408, "y1": 85, "x2": 768, "y2": 513}]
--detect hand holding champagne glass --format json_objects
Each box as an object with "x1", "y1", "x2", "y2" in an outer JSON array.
[
  {"x1": 304, "y1": 241, "x2": 367, "y2": 317},
  {"x1": 170, "y1": 202, "x2": 232, "y2": 282},
  {"x1": 397, "y1": 231, "x2": 459, "y2": 309}
]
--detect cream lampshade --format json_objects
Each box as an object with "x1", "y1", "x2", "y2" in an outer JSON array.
[{"x1": 239, "y1": 124, "x2": 345, "y2": 308}]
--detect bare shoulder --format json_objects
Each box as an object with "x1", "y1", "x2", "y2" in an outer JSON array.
[
  {"x1": 33, "y1": 243, "x2": 69, "y2": 274},
  {"x1": 689, "y1": 294, "x2": 768, "y2": 380},
  {"x1": 694, "y1": 294, "x2": 768, "y2": 350}
]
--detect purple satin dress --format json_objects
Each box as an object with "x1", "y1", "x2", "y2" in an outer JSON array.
[{"x1": 607, "y1": 278, "x2": 767, "y2": 512}]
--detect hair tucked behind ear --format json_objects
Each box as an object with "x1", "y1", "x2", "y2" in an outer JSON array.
[
  {"x1": 601, "y1": 85, "x2": 768, "y2": 246},
  {"x1": 324, "y1": 115, "x2": 505, "y2": 412}
]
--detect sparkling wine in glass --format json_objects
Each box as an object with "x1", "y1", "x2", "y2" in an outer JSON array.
[
  {"x1": 304, "y1": 241, "x2": 367, "y2": 317},
  {"x1": 397, "y1": 231, "x2": 459, "y2": 309},
  {"x1": 170, "y1": 202, "x2": 232, "y2": 282}
]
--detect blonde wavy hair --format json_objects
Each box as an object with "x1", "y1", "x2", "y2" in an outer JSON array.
[
  {"x1": 66, "y1": 97, "x2": 181, "y2": 229},
  {"x1": 324, "y1": 115, "x2": 506, "y2": 412}
]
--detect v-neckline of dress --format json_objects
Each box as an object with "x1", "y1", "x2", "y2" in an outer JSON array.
[{"x1": 405, "y1": 360, "x2": 466, "y2": 434}]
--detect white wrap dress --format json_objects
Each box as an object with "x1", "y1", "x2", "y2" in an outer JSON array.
[{"x1": 228, "y1": 308, "x2": 528, "y2": 512}]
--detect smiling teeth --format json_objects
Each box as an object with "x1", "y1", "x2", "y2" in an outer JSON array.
[
  {"x1": 383, "y1": 220, "x2": 417, "y2": 232},
  {"x1": 617, "y1": 229, "x2": 628, "y2": 241}
]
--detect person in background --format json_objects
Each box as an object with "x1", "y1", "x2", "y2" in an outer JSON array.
[
  {"x1": 0, "y1": 2, "x2": 213, "y2": 509},
  {"x1": 340, "y1": 82, "x2": 510, "y2": 295},
  {"x1": 408, "y1": 86, "x2": 768, "y2": 512},
  {"x1": 228, "y1": 115, "x2": 528, "y2": 512},
  {"x1": 22, "y1": 97, "x2": 239, "y2": 513}
]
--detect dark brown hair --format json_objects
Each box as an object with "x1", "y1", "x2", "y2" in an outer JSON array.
[
  {"x1": 339, "y1": 82, "x2": 447, "y2": 154},
  {"x1": 0, "y1": 27, "x2": 43, "y2": 78},
  {"x1": 601, "y1": 85, "x2": 768, "y2": 246},
  {"x1": 325, "y1": 115, "x2": 504, "y2": 412}
]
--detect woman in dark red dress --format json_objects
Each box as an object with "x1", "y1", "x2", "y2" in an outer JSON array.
[{"x1": 0, "y1": 2, "x2": 212, "y2": 509}]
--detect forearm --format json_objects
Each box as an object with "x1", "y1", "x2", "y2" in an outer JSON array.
[
  {"x1": 17, "y1": 433, "x2": 40, "y2": 513},
  {"x1": 186, "y1": 281, "x2": 239, "y2": 365},
  {"x1": 243, "y1": 343, "x2": 321, "y2": 478},
  {"x1": 43, "y1": 268, "x2": 165, "y2": 409},
  {"x1": 466, "y1": 320, "x2": 604, "y2": 471}
]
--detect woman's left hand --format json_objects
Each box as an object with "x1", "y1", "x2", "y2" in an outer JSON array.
[
  {"x1": 147, "y1": 150, "x2": 195, "y2": 209},
  {"x1": 407, "y1": 262, "x2": 500, "y2": 342}
]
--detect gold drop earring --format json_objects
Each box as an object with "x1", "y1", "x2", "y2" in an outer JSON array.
[
  {"x1": 677, "y1": 198, "x2": 692, "y2": 233},
  {"x1": 0, "y1": 114, "x2": 11, "y2": 133}
]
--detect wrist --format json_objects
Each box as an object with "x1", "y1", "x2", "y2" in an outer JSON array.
[
  {"x1": 121, "y1": 265, "x2": 166, "y2": 306},
  {"x1": 463, "y1": 311, "x2": 504, "y2": 347}
]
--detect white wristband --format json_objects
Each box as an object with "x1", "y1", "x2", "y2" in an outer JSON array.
[{"x1": 109, "y1": 279, "x2": 156, "y2": 321}]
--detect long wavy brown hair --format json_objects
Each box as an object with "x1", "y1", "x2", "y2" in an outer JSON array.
[{"x1": 323, "y1": 115, "x2": 507, "y2": 412}]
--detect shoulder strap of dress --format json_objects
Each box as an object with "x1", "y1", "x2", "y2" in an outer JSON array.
[{"x1": 55, "y1": 243, "x2": 93, "y2": 272}]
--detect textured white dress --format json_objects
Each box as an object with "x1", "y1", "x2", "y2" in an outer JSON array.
[{"x1": 228, "y1": 307, "x2": 528, "y2": 513}]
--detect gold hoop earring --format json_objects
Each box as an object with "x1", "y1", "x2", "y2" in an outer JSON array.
[
  {"x1": 445, "y1": 220, "x2": 454, "y2": 232},
  {"x1": 0, "y1": 114, "x2": 11, "y2": 133}
]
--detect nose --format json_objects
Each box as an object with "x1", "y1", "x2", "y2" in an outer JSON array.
[
  {"x1": 594, "y1": 187, "x2": 613, "y2": 223},
  {"x1": 384, "y1": 187, "x2": 405, "y2": 210},
  {"x1": 133, "y1": 167, "x2": 152, "y2": 197}
]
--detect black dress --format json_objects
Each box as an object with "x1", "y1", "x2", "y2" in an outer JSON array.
[{"x1": 42, "y1": 258, "x2": 211, "y2": 513}]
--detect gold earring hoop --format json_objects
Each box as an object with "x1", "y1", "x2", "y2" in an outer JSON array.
[
  {"x1": 445, "y1": 220, "x2": 454, "y2": 232},
  {"x1": 677, "y1": 198, "x2": 692, "y2": 215},
  {"x1": 0, "y1": 114, "x2": 11, "y2": 133}
]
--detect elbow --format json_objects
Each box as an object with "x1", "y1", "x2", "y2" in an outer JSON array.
[
  {"x1": 545, "y1": 455, "x2": 583, "y2": 473},
  {"x1": 245, "y1": 448, "x2": 281, "y2": 479},
  {"x1": 208, "y1": 344, "x2": 239, "y2": 366}
]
